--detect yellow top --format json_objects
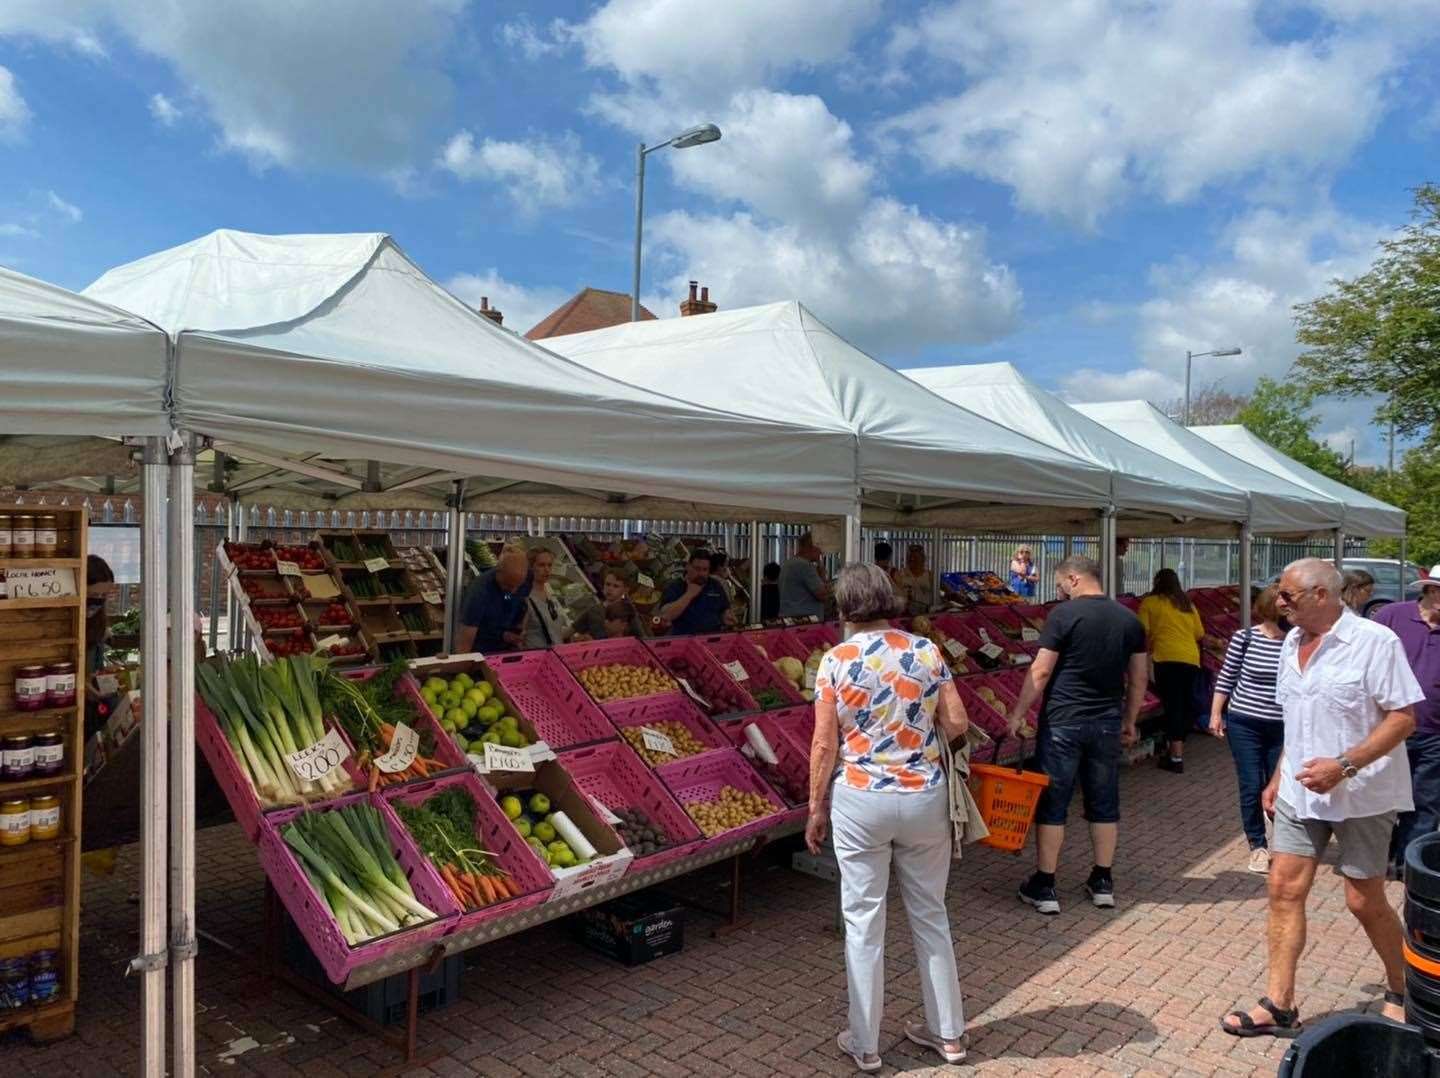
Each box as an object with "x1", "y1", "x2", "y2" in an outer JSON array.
[{"x1": 1137, "y1": 594, "x2": 1204, "y2": 666}]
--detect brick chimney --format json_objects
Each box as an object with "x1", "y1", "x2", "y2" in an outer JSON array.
[
  {"x1": 679, "y1": 280, "x2": 718, "y2": 317},
  {"x1": 477, "y1": 296, "x2": 504, "y2": 326}
]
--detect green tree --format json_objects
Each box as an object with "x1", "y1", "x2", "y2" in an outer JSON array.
[
  {"x1": 1356, "y1": 448, "x2": 1440, "y2": 566},
  {"x1": 1233, "y1": 377, "x2": 1350, "y2": 481},
  {"x1": 1293, "y1": 183, "x2": 1440, "y2": 447}
]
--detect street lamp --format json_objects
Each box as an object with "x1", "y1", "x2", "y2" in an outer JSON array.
[
  {"x1": 1184, "y1": 346, "x2": 1242, "y2": 426},
  {"x1": 632, "y1": 123, "x2": 722, "y2": 322}
]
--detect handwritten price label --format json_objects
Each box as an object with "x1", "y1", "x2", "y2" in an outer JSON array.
[
  {"x1": 675, "y1": 677, "x2": 711, "y2": 711},
  {"x1": 374, "y1": 722, "x2": 420, "y2": 773},
  {"x1": 590, "y1": 796, "x2": 622, "y2": 825},
  {"x1": 979, "y1": 641, "x2": 1006, "y2": 661},
  {"x1": 363, "y1": 557, "x2": 390, "y2": 573},
  {"x1": 3, "y1": 567, "x2": 76, "y2": 600},
  {"x1": 943, "y1": 637, "x2": 968, "y2": 658},
  {"x1": 483, "y1": 742, "x2": 533, "y2": 773},
  {"x1": 1021, "y1": 627, "x2": 1040, "y2": 642},
  {"x1": 275, "y1": 560, "x2": 302, "y2": 577},
  {"x1": 636, "y1": 572, "x2": 655, "y2": 589},
  {"x1": 723, "y1": 660, "x2": 749, "y2": 682},
  {"x1": 286, "y1": 727, "x2": 350, "y2": 783},
  {"x1": 421, "y1": 589, "x2": 442, "y2": 605},
  {"x1": 640, "y1": 726, "x2": 677, "y2": 756}
]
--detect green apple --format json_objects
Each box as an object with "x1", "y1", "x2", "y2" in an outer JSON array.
[
  {"x1": 481, "y1": 730, "x2": 502, "y2": 745},
  {"x1": 500, "y1": 730, "x2": 526, "y2": 749},
  {"x1": 513, "y1": 817, "x2": 532, "y2": 838},
  {"x1": 527, "y1": 793, "x2": 550, "y2": 816},
  {"x1": 478, "y1": 704, "x2": 502, "y2": 724},
  {"x1": 551, "y1": 846, "x2": 577, "y2": 869},
  {"x1": 477, "y1": 680, "x2": 494, "y2": 700},
  {"x1": 443, "y1": 707, "x2": 466, "y2": 729},
  {"x1": 423, "y1": 677, "x2": 448, "y2": 695},
  {"x1": 498, "y1": 715, "x2": 519, "y2": 733},
  {"x1": 464, "y1": 687, "x2": 487, "y2": 706},
  {"x1": 500, "y1": 795, "x2": 523, "y2": 820},
  {"x1": 533, "y1": 820, "x2": 556, "y2": 844},
  {"x1": 461, "y1": 698, "x2": 479, "y2": 719},
  {"x1": 453, "y1": 672, "x2": 474, "y2": 690}
]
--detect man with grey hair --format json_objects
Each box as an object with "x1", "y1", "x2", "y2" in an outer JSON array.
[
  {"x1": 455, "y1": 546, "x2": 532, "y2": 653},
  {"x1": 1222, "y1": 557, "x2": 1423, "y2": 1037}
]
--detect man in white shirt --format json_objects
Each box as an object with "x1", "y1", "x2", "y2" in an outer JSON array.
[{"x1": 1222, "y1": 558, "x2": 1423, "y2": 1037}]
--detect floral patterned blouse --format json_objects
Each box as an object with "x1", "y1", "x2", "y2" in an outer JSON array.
[{"x1": 815, "y1": 629, "x2": 951, "y2": 792}]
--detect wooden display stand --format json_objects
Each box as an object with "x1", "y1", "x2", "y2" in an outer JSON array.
[{"x1": 0, "y1": 507, "x2": 86, "y2": 1041}]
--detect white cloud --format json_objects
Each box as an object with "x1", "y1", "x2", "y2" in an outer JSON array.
[
  {"x1": 0, "y1": 223, "x2": 38, "y2": 238},
  {"x1": 883, "y1": 1, "x2": 1424, "y2": 227},
  {"x1": 443, "y1": 270, "x2": 570, "y2": 338},
  {"x1": 148, "y1": 91, "x2": 180, "y2": 126},
  {"x1": 497, "y1": 16, "x2": 562, "y2": 60},
  {"x1": 1060, "y1": 367, "x2": 1181, "y2": 405},
  {"x1": 438, "y1": 131, "x2": 599, "y2": 213},
  {"x1": 0, "y1": 1, "x2": 469, "y2": 171},
  {"x1": 0, "y1": 65, "x2": 29, "y2": 140},
  {"x1": 46, "y1": 190, "x2": 82, "y2": 223}
]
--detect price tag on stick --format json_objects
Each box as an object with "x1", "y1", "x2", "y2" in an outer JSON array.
[
  {"x1": 286, "y1": 727, "x2": 350, "y2": 783},
  {"x1": 1021, "y1": 627, "x2": 1041, "y2": 642},
  {"x1": 640, "y1": 726, "x2": 676, "y2": 756},
  {"x1": 482, "y1": 742, "x2": 534, "y2": 773},
  {"x1": 943, "y1": 637, "x2": 968, "y2": 659},
  {"x1": 374, "y1": 722, "x2": 420, "y2": 773},
  {"x1": 275, "y1": 560, "x2": 302, "y2": 577},
  {"x1": 979, "y1": 641, "x2": 1006, "y2": 661},
  {"x1": 723, "y1": 660, "x2": 750, "y2": 682}
]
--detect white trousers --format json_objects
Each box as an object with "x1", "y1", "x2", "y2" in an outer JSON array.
[{"x1": 830, "y1": 781, "x2": 966, "y2": 1054}]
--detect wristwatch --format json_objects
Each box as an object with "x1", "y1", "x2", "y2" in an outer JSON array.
[{"x1": 1337, "y1": 755, "x2": 1359, "y2": 780}]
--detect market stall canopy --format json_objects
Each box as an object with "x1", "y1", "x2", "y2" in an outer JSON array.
[
  {"x1": 1192, "y1": 424, "x2": 1405, "y2": 538},
  {"x1": 544, "y1": 301, "x2": 1114, "y2": 529},
  {"x1": 0, "y1": 266, "x2": 169, "y2": 438},
  {"x1": 905, "y1": 362, "x2": 1250, "y2": 530},
  {"x1": 82, "y1": 230, "x2": 858, "y2": 520},
  {"x1": 1072, "y1": 401, "x2": 1345, "y2": 536}
]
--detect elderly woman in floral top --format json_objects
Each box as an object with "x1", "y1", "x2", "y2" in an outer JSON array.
[{"x1": 807, "y1": 563, "x2": 971, "y2": 1071}]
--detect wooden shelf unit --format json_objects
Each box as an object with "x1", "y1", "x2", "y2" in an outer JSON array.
[{"x1": 0, "y1": 506, "x2": 85, "y2": 1041}]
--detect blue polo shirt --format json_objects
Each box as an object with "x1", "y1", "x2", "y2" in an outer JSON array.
[
  {"x1": 461, "y1": 569, "x2": 532, "y2": 652},
  {"x1": 661, "y1": 578, "x2": 730, "y2": 635}
]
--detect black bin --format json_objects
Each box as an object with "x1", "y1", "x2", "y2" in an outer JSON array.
[
  {"x1": 1276, "y1": 1014, "x2": 1438, "y2": 1077},
  {"x1": 1407, "y1": 833, "x2": 1440, "y2": 1042}
]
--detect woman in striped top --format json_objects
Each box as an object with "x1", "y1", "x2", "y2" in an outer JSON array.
[{"x1": 1209, "y1": 584, "x2": 1289, "y2": 874}]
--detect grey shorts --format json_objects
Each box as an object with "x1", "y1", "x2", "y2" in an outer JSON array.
[{"x1": 1272, "y1": 800, "x2": 1397, "y2": 880}]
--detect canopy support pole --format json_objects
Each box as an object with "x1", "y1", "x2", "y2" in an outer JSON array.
[
  {"x1": 1102, "y1": 510, "x2": 1118, "y2": 599},
  {"x1": 167, "y1": 435, "x2": 197, "y2": 1078},
  {"x1": 1332, "y1": 528, "x2": 1345, "y2": 571},
  {"x1": 1239, "y1": 523, "x2": 1253, "y2": 631},
  {"x1": 138, "y1": 437, "x2": 170, "y2": 1078},
  {"x1": 748, "y1": 521, "x2": 762, "y2": 623},
  {"x1": 206, "y1": 452, "x2": 226, "y2": 654},
  {"x1": 225, "y1": 497, "x2": 240, "y2": 651},
  {"x1": 443, "y1": 480, "x2": 467, "y2": 652},
  {"x1": 930, "y1": 528, "x2": 942, "y2": 610},
  {"x1": 842, "y1": 509, "x2": 862, "y2": 565}
]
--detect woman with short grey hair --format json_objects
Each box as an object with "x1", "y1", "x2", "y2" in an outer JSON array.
[{"x1": 807, "y1": 562, "x2": 971, "y2": 1071}]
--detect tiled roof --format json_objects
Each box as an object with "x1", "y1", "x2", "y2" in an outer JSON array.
[{"x1": 525, "y1": 287, "x2": 656, "y2": 339}]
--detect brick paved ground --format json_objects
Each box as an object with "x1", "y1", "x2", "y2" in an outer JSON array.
[{"x1": 4, "y1": 736, "x2": 1409, "y2": 1076}]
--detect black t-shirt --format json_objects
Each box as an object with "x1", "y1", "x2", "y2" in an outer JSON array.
[{"x1": 1037, "y1": 595, "x2": 1147, "y2": 725}]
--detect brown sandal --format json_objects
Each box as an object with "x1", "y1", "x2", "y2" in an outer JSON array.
[{"x1": 1221, "y1": 996, "x2": 1301, "y2": 1037}]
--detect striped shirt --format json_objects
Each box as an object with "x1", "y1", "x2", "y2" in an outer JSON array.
[{"x1": 1213, "y1": 627, "x2": 1285, "y2": 722}]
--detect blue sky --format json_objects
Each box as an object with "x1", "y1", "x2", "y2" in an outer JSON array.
[{"x1": 2, "y1": 1, "x2": 1437, "y2": 462}]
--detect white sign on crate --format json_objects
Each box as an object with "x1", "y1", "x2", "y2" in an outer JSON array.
[
  {"x1": 3, "y1": 567, "x2": 77, "y2": 600},
  {"x1": 373, "y1": 722, "x2": 420, "y2": 773},
  {"x1": 636, "y1": 572, "x2": 655, "y2": 589},
  {"x1": 314, "y1": 633, "x2": 347, "y2": 651},
  {"x1": 421, "y1": 589, "x2": 442, "y2": 605},
  {"x1": 723, "y1": 660, "x2": 749, "y2": 682},
  {"x1": 589, "y1": 796, "x2": 621, "y2": 825},
  {"x1": 275, "y1": 560, "x2": 302, "y2": 577},
  {"x1": 640, "y1": 726, "x2": 676, "y2": 756},
  {"x1": 943, "y1": 637, "x2": 968, "y2": 658},
  {"x1": 286, "y1": 727, "x2": 350, "y2": 783},
  {"x1": 1021, "y1": 627, "x2": 1041, "y2": 642},
  {"x1": 363, "y1": 556, "x2": 390, "y2": 573},
  {"x1": 979, "y1": 641, "x2": 1006, "y2": 661},
  {"x1": 676, "y1": 678, "x2": 710, "y2": 710},
  {"x1": 482, "y1": 742, "x2": 534, "y2": 773}
]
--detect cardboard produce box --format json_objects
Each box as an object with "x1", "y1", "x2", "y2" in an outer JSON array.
[{"x1": 573, "y1": 891, "x2": 685, "y2": 967}]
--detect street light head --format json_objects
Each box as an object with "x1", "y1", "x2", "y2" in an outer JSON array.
[
  {"x1": 669, "y1": 123, "x2": 722, "y2": 149},
  {"x1": 1214, "y1": 347, "x2": 1243, "y2": 357}
]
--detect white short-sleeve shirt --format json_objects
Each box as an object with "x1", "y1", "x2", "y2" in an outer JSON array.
[{"x1": 1277, "y1": 608, "x2": 1425, "y2": 821}]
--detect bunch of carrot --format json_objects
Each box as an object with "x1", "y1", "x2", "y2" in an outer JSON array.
[
  {"x1": 360, "y1": 721, "x2": 449, "y2": 790},
  {"x1": 322, "y1": 662, "x2": 449, "y2": 790},
  {"x1": 394, "y1": 789, "x2": 524, "y2": 911}
]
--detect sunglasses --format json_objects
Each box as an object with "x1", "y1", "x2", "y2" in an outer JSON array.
[{"x1": 1277, "y1": 586, "x2": 1315, "y2": 604}]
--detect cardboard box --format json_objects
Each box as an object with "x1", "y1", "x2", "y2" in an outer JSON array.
[
  {"x1": 410, "y1": 654, "x2": 556, "y2": 768},
  {"x1": 573, "y1": 891, "x2": 685, "y2": 966}
]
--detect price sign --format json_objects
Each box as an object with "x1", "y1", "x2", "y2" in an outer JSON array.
[
  {"x1": 374, "y1": 722, "x2": 420, "y2": 773},
  {"x1": 640, "y1": 726, "x2": 676, "y2": 756},
  {"x1": 978, "y1": 627, "x2": 993, "y2": 643},
  {"x1": 636, "y1": 572, "x2": 655, "y2": 589},
  {"x1": 804, "y1": 667, "x2": 818, "y2": 690},
  {"x1": 1021, "y1": 627, "x2": 1041, "y2": 642},
  {"x1": 590, "y1": 796, "x2": 621, "y2": 825},
  {"x1": 979, "y1": 641, "x2": 1006, "y2": 661},
  {"x1": 286, "y1": 727, "x2": 350, "y2": 783},
  {"x1": 363, "y1": 556, "x2": 390, "y2": 573},
  {"x1": 315, "y1": 633, "x2": 347, "y2": 651},
  {"x1": 781, "y1": 617, "x2": 798, "y2": 627},
  {"x1": 96, "y1": 673, "x2": 121, "y2": 696},
  {"x1": 676, "y1": 677, "x2": 710, "y2": 710},
  {"x1": 275, "y1": 560, "x2": 302, "y2": 577},
  {"x1": 421, "y1": 589, "x2": 442, "y2": 605},
  {"x1": 482, "y1": 742, "x2": 534, "y2": 773},
  {"x1": 943, "y1": 637, "x2": 968, "y2": 658},
  {"x1": 3, "y1": 567, "x2": 76, "y2": 600},
  {"x1": 723, "y1": 660, "x2": 749, "y2": 682}
]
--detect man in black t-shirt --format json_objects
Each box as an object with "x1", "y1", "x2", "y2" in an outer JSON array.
[{"x1": 1006, "y1": 554, "x2": 1148, "y2": 916}]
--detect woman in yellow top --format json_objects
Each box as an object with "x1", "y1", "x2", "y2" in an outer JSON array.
[{"x1": 1138, "y1": 568, "x2": 1205, "y2": 775}]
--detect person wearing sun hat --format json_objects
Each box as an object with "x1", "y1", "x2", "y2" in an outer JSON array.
[{"x1": 1375, "y1": 566, "x2": 1440, "y2": 878}]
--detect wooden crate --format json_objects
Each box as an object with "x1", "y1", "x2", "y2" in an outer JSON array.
[{"x1": 0, "y1": 506, "x2": 85, "y2": 1042}]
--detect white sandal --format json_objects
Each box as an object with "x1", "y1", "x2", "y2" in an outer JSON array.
[
  {"x1": 836, "y1": 1030, "x2": 882, "y2": 1072},
  {"x1": 905, "y1": 1021, "x2": 967, "y2": 1064}
]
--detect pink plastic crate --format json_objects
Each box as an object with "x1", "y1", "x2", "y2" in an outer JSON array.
[
  {"x1": 559, "y1": 740, "x2": 704, "y2": 870},
  {"x1": 645, "y1": 635, "x2": 757, "y2": 718},
  {"x1": 790, "y1": 623, "x2": 841, "y2": 652},
  {"x1": 720, "y1": 713, "x2": 810, "y2": 811},
  {"x1": 694, "y1": 633, "x2": 806, "y2": 708},
  {"x1": 992, "y1": 668, "x2": 1040, "y2": 725},
  {"x1": 383, "y1": 772, "x2": 553, "y2": 926},
  {"x1": 257, "y1": 792, "x2": 458, "y2": 985},
  {"x1": 195, "y1": 692, "x2": 365, "y2": 842},
  {"x1": 976, "y1": 605, "x2": 1026, "y2": 641},
  {"x1": 485, "y1": 650, "x2": 616, "y2": 749},
  {"x1": 952, "y1": 612, "x2": 1027, "y2": 661},
  {"x1": 1013, "y1": 604, "x2": 1049, "y2": 632},
  {"x1": 605, "y1": 694, "x2": 729, "y2": 766},
  {"x1": 767, "y1": 704, "x2": 816, "y2": 758},
  {"x1": 657, "y1": 748, "x2": 790, "y2": 844},
  {"x1": 954, "y1": 680, "x2": 1010, "y2": 742},
  {"x1": 553, "y1": 636, "x2": 679, "y2": 708},
  {"x1": 740, "y1": 627, "x2": 808, "y2": 663},
  {"x1": 348, "y1": 668, "x2": 468, "y2": 774}
]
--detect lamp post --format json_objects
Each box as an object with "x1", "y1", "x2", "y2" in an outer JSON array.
[
  {"x1": 1183, "y1": 346, "x2": 1243, "y2": 425},
  {"x1": 632, "y1": 123, "x2": 722, "y2": 322}
]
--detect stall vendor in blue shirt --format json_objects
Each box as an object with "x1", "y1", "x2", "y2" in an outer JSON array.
[
  {"x1": 659, "y1": 551, "x2": 734, "y2": 635},
  {"x1": 456, "y1": 547, "x2": 532, "y2": 653}
]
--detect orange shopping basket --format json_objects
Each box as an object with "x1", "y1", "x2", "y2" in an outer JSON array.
[{"x1": 968, "y1": 761, "x2": 1050, "y2": 853}]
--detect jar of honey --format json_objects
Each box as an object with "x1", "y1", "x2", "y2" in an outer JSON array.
[
  {"x1": 31, "y1": 732, "x2": 64, "y2": 777},
  {"x1": 1, "y1": 735, "x2": 34, "y2": 781},
  {"x1": 0, "y1": 800, "x2": 29, "y2": 847},
  {"x1": 33, "y1": 514, "x2": 58, "y2": 558},
  {"x1": 10, "y1": 514, "x2": 34, "y2": 558},
  {"x1": 0, "y1": 512, "x2": 11, "y2": 557},
  {"x1": 27, "y1": 796, "x2": 60, "y2": 841},
  {"x1": 14, "y1": 664, "x2": 48, "y2": 711},
  {"x1": 46, "y1": 662, "x2": 76, "y2": 708}
]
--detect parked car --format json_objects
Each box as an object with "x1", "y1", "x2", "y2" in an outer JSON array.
[{"x1": 1262, "y1": 558, "x2": 1425, "y2": 615}]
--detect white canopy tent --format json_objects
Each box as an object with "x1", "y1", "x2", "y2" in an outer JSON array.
[
  {"x1": 905, "y1": 362, "x2": 1250, "y2": 535},
  {"x1": 1192, "y1": 424, "x2": 1405, "y2": 538},
  {"x1": 543, "y1": 301, "x2": 1115, "y2": 535}
]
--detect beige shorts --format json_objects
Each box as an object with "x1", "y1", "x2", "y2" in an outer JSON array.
[{"x1": 1272, "y1": 800, "x2": 1397, "y2": 880}]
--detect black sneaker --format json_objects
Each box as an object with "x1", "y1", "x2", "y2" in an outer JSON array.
[
  {"x1": 1085, "y1": 876, "x2": 1116, "y2": 909},
  {"x1": 1158, "y1": 756, "x2": 1185, "y2": 774},
  {"x1": 1019, "y1": 876, "x2": 1060, "y2": 915}
]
